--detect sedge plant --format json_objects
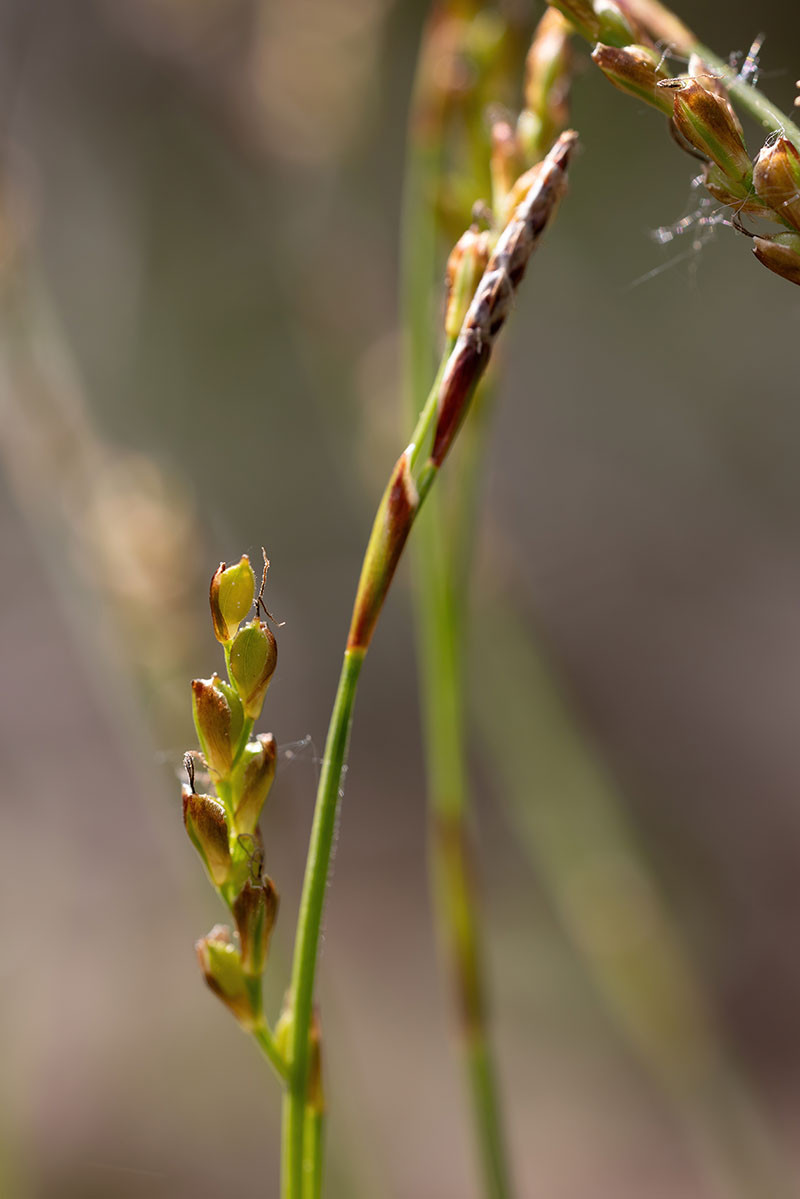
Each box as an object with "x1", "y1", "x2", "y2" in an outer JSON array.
[
  {"x1": 182, "y1": 134, "x2": 577, "y2": 1198},
  {"x1": 181, "y1": 2, "x2": 800, "y2": 1196}
]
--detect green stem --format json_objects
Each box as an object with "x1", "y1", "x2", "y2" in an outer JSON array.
[
  {"x1": 408, "y1": 352, "x2": 453, "y2": 474},
  {"x1": 401, "y1": 14, "x2": 512, "y2": 1195},
  {"x1": 302, "y1": 1107, "x2": 324, "y2": 1199},
  {"x1": 253, "y1": 1020, "x2": 289, "y2": 1082},
  {"x1": 280, "y1": 342, "x2": 491, "y2": 1197},
  {"x1": 414, "y1": 479, "x2": 511, "y2": 1199},
  {"x1": 467, "y1": 1035, "x2": 512, "y2": 1198},
  {"x1": 282, "y1": 647, "x2": 364, "y2": 1199},
  {"x1": 280, "y1": 127, "x2": 575, "y2": 1198},
  {"x1": 232, "y1": 716, "x2": 254, "y2": 770},
  {"x1": 282, "y1": 325, "x2": 485, "y2": 1197}
]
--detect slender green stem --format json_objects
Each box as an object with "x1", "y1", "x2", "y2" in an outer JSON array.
[
  {"x1": 414, "y1": 478, "x2": 511, "y2": 1199},
  {"x1": 233, "y1": 716, "x2": 254, "y2": 770},
  {"x1": 302, "y1": 1107, "x2": 324, "y2": 1199},
  {"x1": 280, "y1": 129, "x2": 575, "y2": 1197},
  {"x1": 280, "y1": 342, "x2": 494, "y2": 1196},
  {"x1": 282, "y1": 647, "x2": 364, "y2": 1199},
  {"x1": 254, "y1": 1020, "x2": 289, "y2": 1082},
  {"x1": 401, "y1": 12, "x2": 512, "y2": 1195},
  {"x1": 408, "y1": 352, "x2": 453, "y2": 474},
  {"x1": 467, "y1": 1035, "x2": 512, "y2": 1198},
  {"x1": 414, "y1": 493, "x2": 467, "y2": 827},
  {"x1": 283, "y1": 327, "x2": 485, "y2": 1199},
  {"x1": 281, "y1": 1091, "x2": 295, "y2": 1199}
]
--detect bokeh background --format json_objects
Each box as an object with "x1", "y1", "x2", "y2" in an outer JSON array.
[{"x1": 3, "y1": 0, "x2": 800, "y2": 1195}]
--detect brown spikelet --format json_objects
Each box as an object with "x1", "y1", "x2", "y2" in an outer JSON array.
[{"x1": 431, "y1": 130, "x2": 577, "y2": 467}]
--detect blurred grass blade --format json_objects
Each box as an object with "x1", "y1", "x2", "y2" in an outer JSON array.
[{"x1": 474, "y1": 590, "x2": 793, "y2": 1199}]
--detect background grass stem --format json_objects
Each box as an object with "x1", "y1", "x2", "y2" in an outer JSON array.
[{"x1": 401, "y1": 11, "x2": 514, "y2": 1195}]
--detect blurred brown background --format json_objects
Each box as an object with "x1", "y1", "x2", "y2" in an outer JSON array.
[{"x1": 3, "y1": 0, "x2": 800, "y2": 1196}]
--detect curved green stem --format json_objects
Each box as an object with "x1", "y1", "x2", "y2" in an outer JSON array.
[
  {"x1": 280, "y1": 340, "x2": 497, "y2": 1198},
  {"x1": 280, "y1": 130, "x2": 575, "y2": 1197},
  {"x1": 283, "y1": 647, "x2": 364, "y2": 1199},
  {"x1": 401, "y1": 12, "x2": 512, "y2": 1194}
]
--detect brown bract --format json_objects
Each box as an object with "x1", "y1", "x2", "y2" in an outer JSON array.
[
  {"x1": 753, "y1": 234, "x2": 800, "y2": 285},
  {"x1": 664, "y1": 78, "x2": 752, "y2": 183},
  {"x1": 754, "y1": 138, "x2": 800, "y2": 232},
  {"x1": 592, "y1": 44, "x2": 673, "y2": 116},
  {"x1": 233, "y1": 878, "x2": 279, "y2": 976},
  {"x1": 182, "y1": 788, "x2": 231, "y2": 886},
  {"x1": 347, "y1": 449, "x2": 419, "y2": 652}
]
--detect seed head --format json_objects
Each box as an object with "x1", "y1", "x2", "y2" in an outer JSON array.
[
  {"x1": 196, "y1": 925, "x2": 258, "y2": 1029},
  {"x1": 192, "y1": 674, "x2": 244, "y2": 780},
  {"x1": 519, "y1": 9, "x2": 572, "y2": 161},
  {"x1": 687, "y1": 54, "x2": 743, "y2": 139},
  {"x1": 490, "y1": 117, "x2": 522, "y2": 219},
  {"x1": 661, "y1": 78, "x2": 752, "y2": 187},
  {"x1": 552, "y1": 0, "x2": 601, "y2": 41},
  {"x1": 592, "y1": 44, "x2": 674, "y2": 116},
  {"x1": 229, "y1": 619, "x2": 278, "y2": 720},
  {"x1": 233, "y1": 733, "x2": 278, "y2": 834},
  {"x1": 593, "y1": 0, "x2": 639, "y2": 46},
  {"x1": 752, "y1": 232, "x2": 800, "y2": 286},
  {"x1": 209, "y1": 556, "x2": 255, "y2": 643},
  {"x1": 444, "y1": 227, "x2": 493, "y2": 341},
  {"x1": 753, "y1": 137, "x2": 800, "y2": 232},
  {"x1": 182, "y1": 787, "x2": 232, "y2": 886},
  {"x1": 551, "y1": 0, "x2": 636, "y2": 47},
  {"x1": 233, "y1": 878, "x2": 279, "y2": 976},
  {"x1": 347, "y1": 449, "x2": 419, "y2": 652}
]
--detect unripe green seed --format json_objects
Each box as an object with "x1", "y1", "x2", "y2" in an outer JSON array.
[
  {"x1": 210, "y1": 556, "x2": 256, "y2": 643},
  {"x1": 594, "y1": 0, "x2": 637, "y2": 47},
  {"x1": 196, "y1": 925, "x2": 258, "y2": 1029},
  {"x1": 229, "y1": 620, "x2": 278, "y2": 720},
  {"x1": 233, "y1": 733, "x2": 278, "y2": 834}
]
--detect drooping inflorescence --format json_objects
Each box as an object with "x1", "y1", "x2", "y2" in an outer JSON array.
[{"x1": 549, "y1": 0, "x2": 800, "y2": 284}]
